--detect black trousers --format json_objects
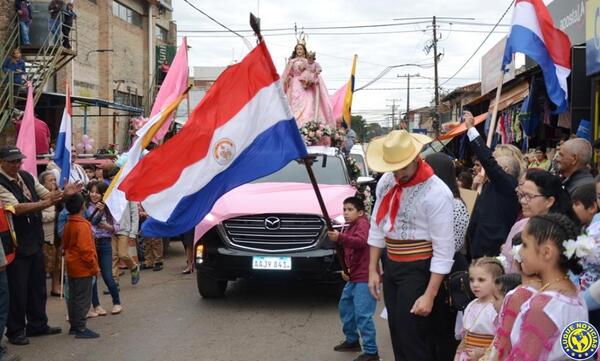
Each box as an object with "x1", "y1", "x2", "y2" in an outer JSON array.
[
  {"x1": 383, "y1": 257, "x2": 456, "y2": 361},
  {"x1": 6, "y1": 249, "x2": 48, "y2": 338},
  {"x1": 67, "y1": 277, "x2": 93, "y2": 331}
]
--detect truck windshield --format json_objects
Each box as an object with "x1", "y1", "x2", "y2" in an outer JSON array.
[{"x1": 252, "y1": 155, "x2": 349, "y2": 185}]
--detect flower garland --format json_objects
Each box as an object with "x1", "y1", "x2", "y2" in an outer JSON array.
[
  {"x1": 331, "y1": 127, "x2": 347, "y2": 149},
  {"x1": 299, "y1": 121, "x2": 333, "y2": 146}
]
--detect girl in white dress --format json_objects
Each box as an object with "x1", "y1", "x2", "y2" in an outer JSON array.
[
  {"x1": 507, "y1": 214, "x2": 589, "y2": 361},
  {"x1": 454, "y1": 257, "x2": 505, "y2": 361}
]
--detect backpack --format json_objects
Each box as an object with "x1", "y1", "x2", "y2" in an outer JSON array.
[{"x1": 0, "y1": 205, "x2": 17, "y2": 265}]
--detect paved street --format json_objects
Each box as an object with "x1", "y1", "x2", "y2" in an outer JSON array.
[{"x1": 13, "y1": 243, "x2": 393, "y2": 361}]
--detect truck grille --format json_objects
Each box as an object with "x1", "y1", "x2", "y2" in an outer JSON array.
[{"x1": 222, "y1": 214, "x2": 325, "y2": 252}]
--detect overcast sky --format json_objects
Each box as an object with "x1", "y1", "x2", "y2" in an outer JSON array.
[{"x1": 172, "y1": 0, "x2": 550, "y2": 126}]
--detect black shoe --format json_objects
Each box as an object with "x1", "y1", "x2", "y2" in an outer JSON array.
[
  {"x1": 74, "y1": 328, "x2": 100, "y2": 339},
  {"x1": 8, "y1": 335, "x2": 29, "y2": 346},
  {"x1": 141, "y1": 264, "x2": 153, "y2": 270},
  {"x1": 68, "y1": 328, "x2": 76, "y2": 335},
  {"x1": 26, "y1": 326, "x2": 61, "y2": 337},
  {"x1": 153, "y1": 263, "x2": 163, "y2": 271},
  {"x1": 353, "y1": 353, "x2": 380, "y2": 361},
  {"x1": 333, "y1": 340, "x2": 361, "y2": 352}
]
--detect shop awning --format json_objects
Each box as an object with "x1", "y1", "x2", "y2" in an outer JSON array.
[
  {"x1": 39, "y1": 92, "x2": 143, "y2": 114},
  {"x1": 438, "y1": 112, "x2": 488, "y2": 141},
  {"x1": 489, "y1": 81, "x2": 530, "y2": 111},
  {"x1": 467, "y1": 80, "x2": 530, "y2": 112}
]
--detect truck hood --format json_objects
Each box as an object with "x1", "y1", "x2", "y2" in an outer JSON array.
[{"x1": 194, "y1": 182, "x2": 356, "y2": 242}]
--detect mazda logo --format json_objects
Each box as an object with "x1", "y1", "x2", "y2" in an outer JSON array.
[{"x1": 264, "y1": 217, "x2": 281, "y2": 231}]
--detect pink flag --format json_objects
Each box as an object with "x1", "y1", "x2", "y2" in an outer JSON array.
[
  {"x1": 330, "y1": 84, "x2": 348, "y2": 124},
  {"x1": 151, "y1": 37, "x2": 189, "y2": 143},
  {"x1": 16, "y1": 82, "x2": 37, "y2": 176}
]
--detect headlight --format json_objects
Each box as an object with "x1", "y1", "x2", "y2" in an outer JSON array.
[{"x1": 195, "y1": 244, "x2": 204, "y2": 264}]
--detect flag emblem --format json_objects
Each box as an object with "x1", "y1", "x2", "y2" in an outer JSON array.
[{"x1": 213, "y1": 138, "x2": 236, "y2": 166}]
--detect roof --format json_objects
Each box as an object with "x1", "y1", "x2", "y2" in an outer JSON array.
[
  {"x1": 441, "y1": 82, "x2": 482, "y2": 102},
  {"x1": 41, "y1": 92, "x2": 144, "y2": 113}
]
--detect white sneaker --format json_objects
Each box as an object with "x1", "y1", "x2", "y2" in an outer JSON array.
[{"x1": 111, "y1": 304, "x2": 123, "y2": 315}]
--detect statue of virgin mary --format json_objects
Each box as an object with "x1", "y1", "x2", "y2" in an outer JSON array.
[{"x1": 282, "y1": 38, "x2": 335, "y2": 129}]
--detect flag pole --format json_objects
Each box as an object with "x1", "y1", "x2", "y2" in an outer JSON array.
[
  {"x1": 303, "y1": 157, "x2": 349, "y2": 275},
  {"x1": 249, "y1": 13, "x2": 347, "y2": 275},
  {"x1": 486, "y1": 73, "x2": 505, "y2": 147}
]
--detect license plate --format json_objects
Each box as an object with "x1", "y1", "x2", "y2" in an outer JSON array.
[{"x1": 252, "y1": 256, "x2": 292, "y2": 271}]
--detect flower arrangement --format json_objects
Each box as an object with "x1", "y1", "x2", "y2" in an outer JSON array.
[
  {"x1": 564, "y1": 233, "x2": 600, "y2": 290},
  {"x1": 331, "y1": 127, "x2": 347, "y2": 149},
  {"x1": 345, "y1": 156, "x2": 361, "y2": 181},
  {"x1": 355, "y1": 184, "x2": 373, "y2": 215},
  {"x1": 299, "y1": 121, "x2": 333, "y2": 146}
]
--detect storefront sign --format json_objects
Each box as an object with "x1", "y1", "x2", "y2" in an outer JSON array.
[
  {"x1": 155, "y1": 45, "x2": 177, "y2": 69},
  {"x1": 586, "y1": 0, "x2": 600, "y2": 75},
  {"x1": 548, "y1": 0, "x2": 586, "y2": 45},
  {"x1": 481, "y1": 37, "x2": 515, "y2": 95}
]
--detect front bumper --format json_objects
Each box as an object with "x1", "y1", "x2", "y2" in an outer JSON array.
[{"x1": 196, "y1": 247, "x2": 342, "y2": 281}]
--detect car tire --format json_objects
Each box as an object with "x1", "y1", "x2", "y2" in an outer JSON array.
[{"x1": 196, "y1": 272, "x2": 227, "y2": 298}]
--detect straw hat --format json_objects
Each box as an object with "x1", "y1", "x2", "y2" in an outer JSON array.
[{"x1": 366, "y1": 130, "x2": 432, "y2": 172}]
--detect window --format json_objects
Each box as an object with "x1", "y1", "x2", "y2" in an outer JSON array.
[
  {"x1": 114, "y1": 90, "x2": 143, "y2": 108},
  {"x1": 155, "y1": 25, "x2": 168, "y2": 42},
  {"x1": 112, "y1": 1, "x2": 143, "y2": 28}
]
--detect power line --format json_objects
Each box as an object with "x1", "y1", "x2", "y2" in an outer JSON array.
[
  {"x1": 181, "y1": 0, "x2": 252, "y2": 49},
  {"x1": 178, "y1": 28, "x2": 508, "y2": 38},
  {"x1": 355, "y1": 63, "x2": 434, "y2": 91},
  {"x1": 179, "y1": 20, "x2": 436, "y2": 33},
  {"x1": 441, "y1": 0, "x2": 515, "y2": 86},
  {"x1": 179, "y1": 20, "x2": 513, "y2": 33}
]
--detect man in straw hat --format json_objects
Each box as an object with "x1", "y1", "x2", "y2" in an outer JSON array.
[{"x1": 366, "y1": 130, "x2": 456, "y2": 361}]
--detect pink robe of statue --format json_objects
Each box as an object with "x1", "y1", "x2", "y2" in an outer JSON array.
[{"x1": 282, "y1": 57, "x2": 334, "y2": 128}]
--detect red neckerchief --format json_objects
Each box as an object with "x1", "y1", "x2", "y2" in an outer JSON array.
[{"x1": 375, "y1": 159, "x2": 434, "y2": 231}]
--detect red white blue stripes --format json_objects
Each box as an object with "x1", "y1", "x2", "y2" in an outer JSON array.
[
  {"x1": 120, "y1": 42, "x2": 308, "y2": 237},
  {"x1": 502, "y1": 0, "x2": 571, "y2": 113},
  {"x1": 54, "y1": 85, "x2": 72, "y2": 187}
]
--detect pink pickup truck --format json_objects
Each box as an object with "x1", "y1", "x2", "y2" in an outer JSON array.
[{"x1": 193, "y1": 147, "x2": 357, "y2": 298}]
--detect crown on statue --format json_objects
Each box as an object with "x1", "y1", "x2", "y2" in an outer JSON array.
[{"x1": 296, "y1": 32, "x2": 308, "y2": 46}]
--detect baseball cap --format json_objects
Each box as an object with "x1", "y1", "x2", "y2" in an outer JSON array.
[{"x1": 0, "y1": 145, "x2": 26, "y2": 161}]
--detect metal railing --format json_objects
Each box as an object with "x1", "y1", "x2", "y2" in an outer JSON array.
[{"x1": 0, "y1": 11, "x2": 78, "y2": 134}]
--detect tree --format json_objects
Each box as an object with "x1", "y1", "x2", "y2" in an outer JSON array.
[{"x1": 350, "y1": 115, "x2": 367, "y2": 143}]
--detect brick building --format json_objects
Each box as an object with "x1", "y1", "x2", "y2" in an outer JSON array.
[{"x1": 1, "y1": 0, "x2": 178, "y2": 152}]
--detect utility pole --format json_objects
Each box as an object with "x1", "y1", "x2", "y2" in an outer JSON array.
[
  {"x1": 397, "y1": 73, "x2": 420, "y2": 120},
  {"x1": 386, "y1": 99, "x2": 400, "y2": 130},
  {"x1": 433, "y1": 16, "x2": 440, "y2": 108}
]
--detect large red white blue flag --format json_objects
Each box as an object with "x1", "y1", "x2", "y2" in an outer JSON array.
[
  {"x1": 119, "y1": 41, "x2": 308, "y2": 236},
  {"x1": 502, "y1": 0, "x2": 571, "y2": 113}
]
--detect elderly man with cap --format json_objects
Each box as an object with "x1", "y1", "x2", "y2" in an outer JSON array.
[
  {"x1": 366, "y1": 130, "x2": 455, "y2": 361},
  {"x1": 0, "y1": 145, "x2": 77, "y2": 346}
]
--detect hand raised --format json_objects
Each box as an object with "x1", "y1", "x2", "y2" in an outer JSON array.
[
  {"x1": 463, "y1": 111, "x2": 475, "y2": 129},
  {"x1": 63, "y1": 181, "x2": 83, "y2": 196}
]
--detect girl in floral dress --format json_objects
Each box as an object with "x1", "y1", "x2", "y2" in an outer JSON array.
[
  {"x1": 507, "y1": 214, "x2": 588, "y2": 361},
  {"x1": 488, "y1": 233, "x2": 541, "y2": 361},
  {"x1": 454, "y1": 257, "x2": 504, "y2": 361}
]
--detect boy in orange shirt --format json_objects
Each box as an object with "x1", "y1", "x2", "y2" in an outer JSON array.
[{"x1": 62, "y1": 193, "x2": 100, "y2": 339}]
